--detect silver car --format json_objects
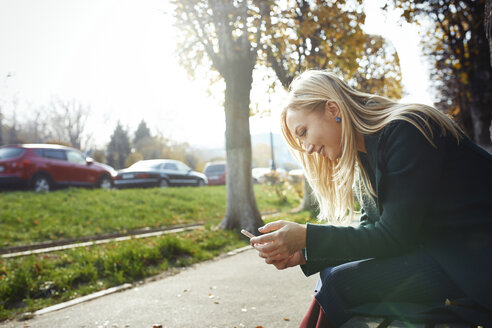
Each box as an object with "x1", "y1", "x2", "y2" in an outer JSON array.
[{"x1": 114, "y1": 159, "x2": 207, "y2": 188}]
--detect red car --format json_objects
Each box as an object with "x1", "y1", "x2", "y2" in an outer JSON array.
[
  {"x1": 203, "y1": 161, "x2": 226, "y2": 185},
  {"x1": 0, "y1": 144, "x2": 116, "y2": 192}
]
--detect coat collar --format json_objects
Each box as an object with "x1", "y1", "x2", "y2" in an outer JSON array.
[
  {"x1": 363, "y1": 131, "x2": 381, "y2": 175},
  {"x1": 362, "y1": 131, "x2": 383, "y2": 213}
]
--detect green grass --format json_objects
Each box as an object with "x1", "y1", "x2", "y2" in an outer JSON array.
[
  {"x1": 0, "y1": 228, "x2": 249, "y2": 321},
  {"x1": 0, "y1": 184, "x2": 299, "y2": 248},
  {"x1": 0, "y1": 183, "x2": 307, "y2": 321}
]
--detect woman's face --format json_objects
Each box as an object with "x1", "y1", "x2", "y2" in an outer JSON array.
[{"x1": 285, "y1": 102, "x2": 342, "y2": 161}]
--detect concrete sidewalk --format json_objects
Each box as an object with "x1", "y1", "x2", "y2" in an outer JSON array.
[{"x1": 1, "y1": 247, "x2": 318, "y2": 328}]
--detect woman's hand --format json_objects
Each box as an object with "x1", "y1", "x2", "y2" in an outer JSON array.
[
  {"x1": 267, "y1": 250, "x2": 306, "y2": 270},
  {"x1": 250, "y1": 220, "x2": 307, "y2": 263}
]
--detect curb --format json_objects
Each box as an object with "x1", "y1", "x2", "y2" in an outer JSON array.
[
  {"x1": 225, "y1": 245, "x2": 253, "y2": 256},
  {"x1": 18, "y1": 283, "x2": 133, "y2": 321}
]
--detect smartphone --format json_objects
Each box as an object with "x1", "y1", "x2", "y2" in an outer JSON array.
[{"x1": 240, "y1": 229, "x2": 255, "y2": 239}]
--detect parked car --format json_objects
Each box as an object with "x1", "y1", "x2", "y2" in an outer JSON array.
[
  {"x1": 0, "y1": 144, "x2": 116, "y2": 192},
  {"x1": 252, "y1": 167, "x2": 271, "y2": 184},
  {"x1": 203, "y1": 161, "x2": 226, "y2": 185},
  {"x1": 114, "y1": 159, "x2": 207, "y2": 188},
  {"x1": 252, "y1": 167, "x2": 287, "y2": 184},
  {"x1": 288, "y1": 168, "x2": 304, "y2": 184}
]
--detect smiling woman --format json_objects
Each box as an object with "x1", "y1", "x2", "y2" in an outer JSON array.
[{"x1": 249, "y1": 69, "x2": 492, "y2": 327}]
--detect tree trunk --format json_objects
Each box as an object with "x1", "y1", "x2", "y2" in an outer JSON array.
[
  {"x1": 292, "y1": 176, "x2": 318, "y2": 214},
  {"x1": 0, "y1": 109, "x2": 3, "y2": 146},
  {"x1": 470, "y1": 23, "x2": 492, "y2": 150},
  {"x1": 486, "y1": 0, "x2": 492, "y2": 67},
  {"x1": 218, "y1": 62, "x2": 264, "y2": 234}
]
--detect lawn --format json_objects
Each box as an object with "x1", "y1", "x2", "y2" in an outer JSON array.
[
  {"x1": 0, "y1": 183, "x2": 310, "y2": 321},
  {"x1": 0, "y1": 184, "x2": 299, "y2": 248}
]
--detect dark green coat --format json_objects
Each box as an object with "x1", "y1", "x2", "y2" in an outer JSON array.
[{"x1": 301, "y1": 120, "x2": 492, "y2": 324}]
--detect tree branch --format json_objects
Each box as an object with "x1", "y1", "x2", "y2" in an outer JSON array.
[
  {"x1": 182, "y1": 2, "x2": 223, "y2": 73},
  {"x1": 266, "y1": 47, "x2": 293, "y2": 88},
  {"x1": 251, "y1": 1, "x2": 269, "y2": 66},
  {"x1": 208, "y1": 0, "x2": 234, "y2": 63}
]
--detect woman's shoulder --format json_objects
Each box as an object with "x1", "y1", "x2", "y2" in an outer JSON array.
[
  {"x1": 371, "y1": 117, "x2": 455, "y2": 171},
  {"x1": 377, "y1": 116, "x2": 492, "y2": 165},
  {"x1": 378, "y1": 118, "x2": 434, "y2": 148},
  {"x1": 378, "y1": 113, "x2": 460, "y2": 149},
  {"x1": 363, "y1": 119, "x2": 429, "y2": 165},
  {"x1": 381, "y1": 114, "x2": 443, "y2": 137}
]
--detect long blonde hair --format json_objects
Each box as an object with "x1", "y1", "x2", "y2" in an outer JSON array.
[{"x1": 280, "y1": 70, "x2": 461, "y2": 223}]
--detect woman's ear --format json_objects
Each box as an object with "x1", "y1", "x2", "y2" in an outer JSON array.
[{"x1": 324, "y1": 101, "x2": 340, "y2": 119}]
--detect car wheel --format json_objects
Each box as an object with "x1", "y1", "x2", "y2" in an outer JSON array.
[
  {"x1": 32, "y1": 175, "x2": 51, "y2": 192},
  {"x1": 197, "y1": 179, "x2": 206, "y2": 186},
  {"x1": 98, "y1": 175, "x2": 113, "y2": 190},
  {"x1": 159, "y1": 179, "x2": 169, "y2": 188}
]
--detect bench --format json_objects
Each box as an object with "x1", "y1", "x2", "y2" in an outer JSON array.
[{"x1": 342, "y1": 316, "x2": 476, "y2": 328}]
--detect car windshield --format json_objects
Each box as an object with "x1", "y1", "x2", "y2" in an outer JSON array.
[
  {"x1": 129, "y1": 161, "x2": 161, "y2": 170},
  {"x1": 205, "y1": 164, "x2": 225, "y2": 174},
  {"x1": 0, "y1": 148, "x2": 25, "y2": 160}
]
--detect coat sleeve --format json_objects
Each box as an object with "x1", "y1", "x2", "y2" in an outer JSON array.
[{"x1": 301, "y1": 120, "x2": 446, "y2": 276}]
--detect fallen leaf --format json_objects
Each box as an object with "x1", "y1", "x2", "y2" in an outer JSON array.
[{"x1": 445, "y1": 298, "x2": 457, "y2": 306}]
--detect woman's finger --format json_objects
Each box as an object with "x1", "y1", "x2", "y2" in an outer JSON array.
[
  {"x1": 259, "y1": 250, "x2": 284, "y2": 260},
  {"x1": 267, "y1": 256, "x2": 292, "y2": 269},
  {"x1": 250, "y1": 233, "x2": 277, "y2": 245},
  {"x1": 257, "y1": 251, "x2": 267, "y2": 259},
  {"x1": 265, "y1": 256, "x2": 286, "y2": 265},
  {"x1": 267, "y1": 252, "x2": 290, "y2": 262},
  {"x1": 260, "y1": 245, "x2": 289, "y2": 260},
  {"x1": 257, "y1": 220, "x2": 287, "y2": 233},
  {"x1": 273, "y1": 262, "x2": 288, "y2": 270},
  {"x1": 253, "y1": 240, "x2": 278, "y2": 254},
  {"x1": 256, "y1": 248, "x2": 275, "y2": 258},
  {"x1": 258, "y1": 251, "x2": 286, "y2": 263}
]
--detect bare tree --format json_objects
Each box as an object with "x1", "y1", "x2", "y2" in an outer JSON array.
[
  {"x1": 21, "y1": 107, "x2": 52, "y2": 143},
  {"x1": 5, "y1": 98, "x2": 21, "y2": 144},
  {"x1": 0, "y1": 108, "x2": 3, "y2": 146},
  {"x1": 49, "y1": 97, "x2": 90, "y2": 149}
]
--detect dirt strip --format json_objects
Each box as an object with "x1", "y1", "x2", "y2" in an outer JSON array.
[
  {"x1": 1, "y1": 224, "x2": 203, "y2": 259},
  {"x1": 1, "y1": 211, "x2": 283, "y2": 259}
]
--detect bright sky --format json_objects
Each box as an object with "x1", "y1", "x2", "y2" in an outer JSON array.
[{"x1": 0, "y1": 0, "x2": 433, "y2": 149}]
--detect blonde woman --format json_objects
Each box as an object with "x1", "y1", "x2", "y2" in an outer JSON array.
[{"x1": 250, "y1": 70, "x2": 492, "y2": 327}]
